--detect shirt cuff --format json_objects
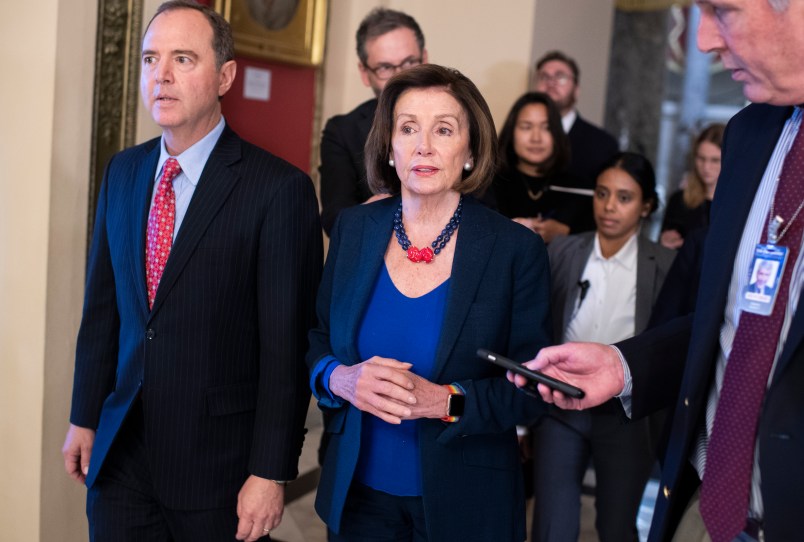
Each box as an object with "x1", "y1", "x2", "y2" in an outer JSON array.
[
  {"x1": 309, "y1": 355, "x2": 346, "y2": 409},
  {"x1": 610, "y1": 344, "x2": 633, "y2": 418}
]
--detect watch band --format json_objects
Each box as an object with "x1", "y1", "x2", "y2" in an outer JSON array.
[{"x1": 441, "y1": 383, "x2": 465, "y2": 422}]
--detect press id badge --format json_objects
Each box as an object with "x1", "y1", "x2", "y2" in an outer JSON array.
[{"x1": 741, "y1": 244, "x2": 787, "y2": 316}]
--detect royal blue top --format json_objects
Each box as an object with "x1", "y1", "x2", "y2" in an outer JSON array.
[{"x1": 350, "y1": 264, "x2": 450, "y2": 495}]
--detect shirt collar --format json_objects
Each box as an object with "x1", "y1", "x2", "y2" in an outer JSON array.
[
  {"x1": 156, "y1": 116, "x2": 226, "y2": 185},
  {"x1": 592, "y1": 231, "x2": 639, "y2": 271},
  {"x1": 561, "y1": 109, "x2": 578, "y2": 134}
]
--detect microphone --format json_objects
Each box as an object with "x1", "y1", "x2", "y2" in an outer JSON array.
[{"x1": 577, "y1": 280, "x2": 591, "y2": 309}]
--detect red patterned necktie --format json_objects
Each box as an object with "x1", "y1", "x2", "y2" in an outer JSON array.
[
  {"x1": 145, "y1": 157, "x2": 181, "y2": 309},
  {"x1": 700, "y1": 123, "x2": 804, "y2": 542}
]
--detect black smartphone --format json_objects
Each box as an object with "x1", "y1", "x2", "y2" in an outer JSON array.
[{"x1": 477, "y1": 348, "x2": 585, "y2": 399}]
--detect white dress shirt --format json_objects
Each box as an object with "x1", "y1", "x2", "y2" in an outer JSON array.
[
  {"x1": 565, "y1": 233, "x2": 638, "y2": 344},
  {"x1": 561, "y1": 109, "x2": 578, "y2": 135}
]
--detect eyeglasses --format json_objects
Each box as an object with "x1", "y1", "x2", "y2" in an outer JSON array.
[
  {"x1": 364, "y1": 57, "x2": 423, "y2": 80},
  {"x1": 535, "y1": 71, "x2": 575, "y2": 87}
]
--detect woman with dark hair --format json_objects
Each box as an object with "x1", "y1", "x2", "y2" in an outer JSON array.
[
  {"x1": 307, "y1": 64, "x2": 551, "y2": 541},
  {"x1": 530, "y1": 152, "x2": 676, "y2": 542},
  {"x1": 660, "y1": 123, "x2": 725, "y2": 249},
  {"x1": 493, "y1": 92, "x2": 594, "y2": 242}
]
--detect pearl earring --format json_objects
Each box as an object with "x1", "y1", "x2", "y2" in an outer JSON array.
[
  {"x1": 389, "y1": 158, "x2": 395, "y2": 167},
  {"x1": 463, "y1": 162, "x2": 472, "y2": 171}
]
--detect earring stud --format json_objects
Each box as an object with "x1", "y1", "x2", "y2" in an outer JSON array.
[{"x1": 389, "y1": 158, "x2": 395, "y2": 167}]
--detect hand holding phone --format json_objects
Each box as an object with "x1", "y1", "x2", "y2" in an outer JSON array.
[{"x1": 477, "y1": 348, "x2": 585, "y2": 399}]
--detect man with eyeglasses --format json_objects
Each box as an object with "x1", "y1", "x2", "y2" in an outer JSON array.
[
  {"x1": 533, "y1": 50, "x2": 618, "y2": 189},
  {"x1": 318, "y1": 8, "x2": 427, "y2": 235}
]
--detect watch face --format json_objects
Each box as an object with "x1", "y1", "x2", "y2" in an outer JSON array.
[{"x1": 448, "y1": 393, "x2": 465, "y2": 417}]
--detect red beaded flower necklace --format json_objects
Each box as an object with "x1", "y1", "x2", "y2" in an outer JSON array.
[{"x1": 393, "y1": 196, "x2": 463, "y2": 263}]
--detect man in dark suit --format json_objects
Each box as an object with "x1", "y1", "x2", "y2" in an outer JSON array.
[
  {"x1": 533, "y1": 50, "x2": 619, "y2": 188},
  {"x1": 61, "y1": 2, "x2": 322, "y2": 540},
  {"x1": 515, "y1": 2, "x2": 804, "y2": 541},
  {"x1": 318, "y1": 8, "x2": 427, "y2": 235}
]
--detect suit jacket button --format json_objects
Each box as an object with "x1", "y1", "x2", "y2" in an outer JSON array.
[
  {"x1": 663, "y1": 485, "x2": 671, "y2": 499},
  {"x1": 145, "y1": 329, "x2": 155, "y2": 340},
  {"x1": 684, "y1": 397, "x2": 689, "y2": 407}
]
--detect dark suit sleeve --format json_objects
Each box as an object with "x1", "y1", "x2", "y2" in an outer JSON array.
[
  {"x1": 648, "y1": 227, "x2": 706, "y2": 329},
  {"x1": 617, "y1": 314, "x2": 692, "y2": 419},
  {"x1": 306, "y1": 211, "x2": 342, "y2": 401},
  {"x1": 70, "y1": 158, "x2": 121, "y2": 429},
  {"x1": 250, "y1": 170, "x2": 322, "y2": 480},
  {"x1": 319, "y1": 118, "x2": 364, "y2": 236},
  {"x1": 439, "y1": 234, "x2": 551, "y2": 440},
  {"x1": 545, "y1": 234, "x2": 577, "y2": 342}
]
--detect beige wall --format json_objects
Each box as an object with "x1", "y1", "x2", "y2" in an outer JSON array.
[
  {"x1": 532, "y1": 0, "x2": 616, "y2": 125},
  {"x1": 320, "y1": 0, "x2": 615, "y2": 138},
  {"x1": 321, "y1": 0, "x2": 538, "y2": 135},
  {"x1": 0, "y1": 0, "x2": 96, "y2": 540},
  {"x1": 0, "y1": 2, "x2": 53, "y2": 538}
]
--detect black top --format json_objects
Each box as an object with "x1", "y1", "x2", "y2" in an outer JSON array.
[
  {"x1": 661, "y1": 190, "x2": 711, "y2": 238},
  {"x1": 492, "y1": 168, "x2": 595, "y2": 234},
  {"x1": 567, "y1": 115, "x2": 619, "y2": 189}
]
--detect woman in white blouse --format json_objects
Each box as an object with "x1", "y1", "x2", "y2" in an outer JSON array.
[{"x1": 530, "y1": 152, "x2": 676, "y2": 542}]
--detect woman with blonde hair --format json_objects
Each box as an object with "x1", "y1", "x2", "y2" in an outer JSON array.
[{"x1": 660, "y1": 123, "x2": 725, "y2": 249}]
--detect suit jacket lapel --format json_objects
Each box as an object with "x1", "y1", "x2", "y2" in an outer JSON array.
[
  {"x1": 431, "y1": 199, "x2": 497, "y2": 382},
  {"x1": 149, "y1": 126, "x2": 242, "y2": 317},
  {"x1": 130, "y1": 144, "x2": 160, "y2": 316},
  {"x1": 635, "y1": 236, "x2": 658, "y2": 334},
  {"x1": 341, "y1": 200, "x2": 393, "y2": 364},
  {"x1": 561, "y1": 233, "x2": 594, "y2": 338}
]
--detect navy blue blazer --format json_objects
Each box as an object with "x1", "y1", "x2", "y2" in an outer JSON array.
[
  {"x1": 69, "y1": 125, "x2": 322, "y2": 510},
  {"x1": 618, "y1": 104, "x2": 804, "y2": 541},
  {"x1": 307, "y1": 196, "x2": 551, "y2": 540}
]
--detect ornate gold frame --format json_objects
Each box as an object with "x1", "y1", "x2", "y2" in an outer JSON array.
[
  {"x1": 215, "y1": 0, "x2": 327, "y2": 66},
  {"x1": 88, "y1": 0, "x2": 143, "y2": 243}
]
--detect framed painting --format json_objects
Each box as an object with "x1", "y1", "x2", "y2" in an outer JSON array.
[{"x1": 215, "y1": 0, "x2": 327, "y2": 66}]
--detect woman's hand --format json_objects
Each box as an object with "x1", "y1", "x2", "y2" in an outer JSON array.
[
  {"x1": 660, "y1": 229, "x2": 684, "y2": 249},
  {"x1": 512, "y1": 216, "x2": 539, "y2": 232},
  {"x1": 530, "y1": 218, "x2": 570, "y2": 243},
  {"x1": 329, "y1": 357, "x2": 417, "y2": 424},
  {"x1": 398, "y1": 373, "x2": 452, "y2": 420},
  {"x1": 512, "y1": 216, "x2": 570, "y2": 243}
]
